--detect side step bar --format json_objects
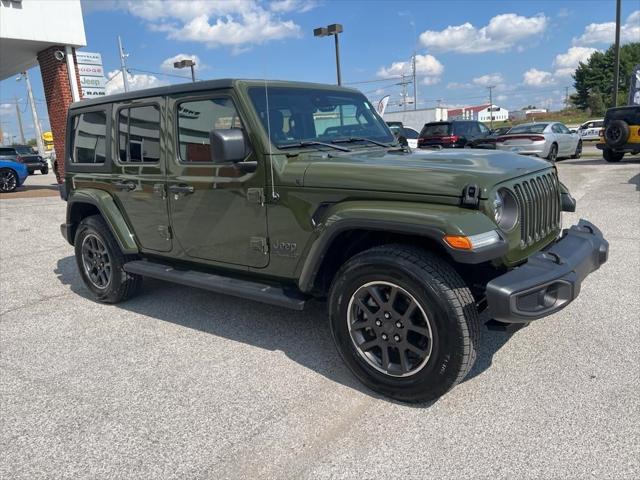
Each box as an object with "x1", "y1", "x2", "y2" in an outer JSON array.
[{"x1": 123, "y1": 260, "x2": 307, "y2": 311}]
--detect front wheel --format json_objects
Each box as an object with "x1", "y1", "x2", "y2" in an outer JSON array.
[
  {"x1": 546, "y1": 143, "x2": 558, "y2": 163},
  {"x1": 571, "y1": 141, "x2": 582, "y2": 159},
  {"x1": 0, "y1": 168, "x2": 18, "y2": 192},
  {"x1": 603, "y1": 148, "x2": 624, "y2": 162},
  {"x1": 41, "y1": 166, "x2": 49, "y2": 175},
  {"x1": 74, "y1": 215, "x2": 142, "y2": 303},
  {"x1": 328, "y1": 245, "x2": 479, "y2": 403}
]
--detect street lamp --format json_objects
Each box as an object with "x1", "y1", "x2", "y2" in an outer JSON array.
[
  {"x1": 174, "y1": 59, "x2": 196, "y2": 83},
  {"x1": 313, "y1": 23, "x2": 343, "y2": 85}
]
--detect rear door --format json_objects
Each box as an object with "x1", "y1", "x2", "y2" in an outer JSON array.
[{"x1": 111, "y1": 100, "x2": 172, "y2": 252}]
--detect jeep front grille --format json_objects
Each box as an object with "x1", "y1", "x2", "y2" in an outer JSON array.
[{"x1": 512, "y1": 171, "x2": 561, "y2": 247}]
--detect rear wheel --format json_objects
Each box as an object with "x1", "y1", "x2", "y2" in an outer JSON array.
[
  {"x1": 328, "y1": 244, "x2": 479, "y2": 403},
  {"x1": 74, "y1": 215, "x2": 142, "y2": 303},
  {"x1": 0, "y1": 168, "x2": 18, "y2": 192},
  {"x1": 603, "y1": 148, "x2": 624, "y2": 162},
  {"x1": 546, "y1": 143, "x2": 558, "y2": 163},
  {"x1": 571, "y1": 141, "x2": 582, "y2": 159},
  {"x1": 41, "y1": 166, "x2": 49, "y2": 175}
]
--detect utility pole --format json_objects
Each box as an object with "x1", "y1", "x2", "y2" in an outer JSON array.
[
  {"x1": 14, "y1": 97, "x2": 25, "y2": 144},
  {"x1": 412, "y1": 53, "x2": 417, "y2": 111},
  {"x1": 118, "y1": 35, "x2": 130, "y2": 92},
  {"x1": 21, "y1": 72, "x2": 45, "y2": 155},
  {"x1": 612, "y1": 0, "x2": 621, "y2": 107},
  {"x1": 487, "y1": 85, "x2": 495, "y2": 130}
]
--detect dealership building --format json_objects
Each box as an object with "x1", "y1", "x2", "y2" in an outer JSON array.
[
  {"x1": 0, "y1": 0, "x2": 87, "y2": 181},
  {"x1": 447, "y1": 104, "x2": 510, "y2": 123}
]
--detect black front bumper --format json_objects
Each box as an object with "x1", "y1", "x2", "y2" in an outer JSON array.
[{"x1": 486, "y1": 220, "x2": 608, "y2": 323}]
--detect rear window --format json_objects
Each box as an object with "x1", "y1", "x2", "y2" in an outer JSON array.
[
  {"x1": 15, "y1": 146, "x2": 34, "y2": 155},
  {"x1": 70, "y1": 110, "x2": 107, "y2": 164},
  {"x1": 420, "y1": 123, "x2": 451, "y2": 136},
  {"x1": 401, "y1": 128, "x2": 419, "y2": 139},
  {"x1": 509, "y1": 123, "x2": 548, "y2": 134}
]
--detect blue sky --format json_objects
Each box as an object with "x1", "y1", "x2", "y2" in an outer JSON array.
[{"x1": 1, "y1": 0, "x2": 638, "y2": 141}]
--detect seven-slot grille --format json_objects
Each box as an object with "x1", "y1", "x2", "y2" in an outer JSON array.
[{"x1": 511, "y1": 171, "x2": 561, "y2": 247}]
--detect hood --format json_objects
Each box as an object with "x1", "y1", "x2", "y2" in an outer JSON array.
[{"x1": 302, "y1": 148, "x2": 552, "y2": 198}]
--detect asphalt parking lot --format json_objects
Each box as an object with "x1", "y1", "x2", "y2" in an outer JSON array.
[{"x1": 1, "y1": 155, "x2": 639, "y2": 479}]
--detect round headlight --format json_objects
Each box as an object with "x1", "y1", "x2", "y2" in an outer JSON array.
[{"x1": 493, "y1": 188, "x2": 518, "y2": 231}]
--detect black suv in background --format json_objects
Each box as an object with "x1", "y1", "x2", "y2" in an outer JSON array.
[
  {"x1": 0, "y1": 145, "x2": 48, "y2": 174},
  {"x1": 418, "y1": 120, "x2": 492, "y2": 149}
]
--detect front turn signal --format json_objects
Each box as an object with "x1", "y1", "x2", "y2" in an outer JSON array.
[{"x1": 444, "y1": 235, "x2": 473, "y2": 250}]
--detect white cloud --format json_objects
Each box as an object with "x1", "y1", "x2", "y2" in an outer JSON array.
[
  {"x1": 523, "y1": 68, "x2": 555, "y2": 87},
  {"x1": 104, "y1": 70, "x2": 167, "y2": 95},
  {"x1": 160, "y1": 53, "x2": 203, "y2": 73},
  {"x1": 377, "y1": 54, "x2": 444, "y2": 85},
  {"x1": 573, "y1": 10, "x2": 640, "y2": 46},
  {"x1": 269, "y1": 0, "x2": 316, "y2": 13},
  {"x1": 419, "y1": 13, "x2": 547, "y2": 53},
  {"x1": 553, "y1": 46, "x2": 598, "y2": 77},
  {"x1": 496, "y1": 94, "x2": 508, "y2": 102},
  {"x1": 90, "y1": 0, "x2": 303, "y2": 51},
  {"x1": 472, "y1": 73, "x2": 504, "y2": 86},
  {"x1": 0, "y1": 103, "x2": 14, "y2": 113},
  {"x1": 446, "y1": 82, "x2": 471, "y2": 89}
]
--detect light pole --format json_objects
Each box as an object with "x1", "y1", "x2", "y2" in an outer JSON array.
[
  {"x1": 118, "y1": 36, "x2": 130, "y2": 92},
  {"x1": 313, "y1": 23, "x2": 343, "y2": 85},
  {"x1": 612, "y1": 0, "x2": 621, "y2": 107},
  {"x1": 17, "y1": 72, "x2": 45, "y2": 155},
  {"x1": 174, "y1": 59, "x2": 196, "y2": 83}
]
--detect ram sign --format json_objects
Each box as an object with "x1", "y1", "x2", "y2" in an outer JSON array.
[{"x1": 77, "y1": 51, "x2": 106, "y2": 98}]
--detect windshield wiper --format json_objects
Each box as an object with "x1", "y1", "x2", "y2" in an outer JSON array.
[
  {"x1": 332, "y1": 137, "x2": 393, "y2": 148},
  {"x1": 278, "y1": 141, "x2": 352, "y2": 152}
]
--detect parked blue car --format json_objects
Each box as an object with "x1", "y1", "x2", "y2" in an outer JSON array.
[{"x1": 0, "y1": 159, "x2": 29, "y2": 193}]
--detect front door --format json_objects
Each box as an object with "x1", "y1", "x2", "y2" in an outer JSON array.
[
  {"x1": 166, "y1": 92, "x2": 268, "y2": 268},
  {"x1": 111, "y1": 101, "x2": 172, "y2": 252}
]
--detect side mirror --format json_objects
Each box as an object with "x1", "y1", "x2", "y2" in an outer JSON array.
[
  {"x1": 209, "y1": 128, "x2": 249, "y2": 164},
  {"x1": 570, "y1": 129, "x2": 577, "y2": 134}
]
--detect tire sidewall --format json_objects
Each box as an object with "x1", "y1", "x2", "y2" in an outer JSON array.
[
  {"x1": 329, "y1": 253, "x2": 468, "y2": 401},
  {"x1": 605, "y1": 120, "x2": 629, "y2": 148},
  {"x1": 0, "y1": 169, "x2": 17, "y2": 192},
  {"x1": 548, "y1": 144, "x2": 558, "y2": 162},
  {"x1": 74, "y1": 217, "x2": 126, "y2": 302}
]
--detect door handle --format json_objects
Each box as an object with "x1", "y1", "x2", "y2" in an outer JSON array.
[
  {"x1": 113, "y1": 181, "x2": 136, "y2": 191},
  {"x1": 168, "y1": 184, "x2": 195, "y2": 195}
]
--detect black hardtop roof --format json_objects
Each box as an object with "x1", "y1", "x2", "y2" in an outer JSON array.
[{"x1": 70, "y1": 78, "x2": 361, "y2": 110}]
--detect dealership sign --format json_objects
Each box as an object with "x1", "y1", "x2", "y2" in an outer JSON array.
[{"x1": 77, "y1": 51, "x2": 106, "y2": 98}]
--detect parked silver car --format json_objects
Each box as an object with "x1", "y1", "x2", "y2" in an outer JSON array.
[{"x1": 495, "y1": 122, "x2": 582, "y2": 162}]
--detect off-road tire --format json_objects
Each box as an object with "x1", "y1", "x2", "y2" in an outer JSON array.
[
  {"x1": 571, "y1": 140, "x2": 582, "y2": 159},
  {"x1": 546, "y1": 143, "x2": 558, "y2": 163},
  {"x1": 603, "y1": 148, "x2": 624, "y2": 162},
  {"x1": 604, "y1": 120, "x2": 630, "y2": 148},
  {"x1": 328, "y1": 244, "x2": 479, "y2": 403},
  {"x1": 41, "y1": 166, "x2": 49, "y2": 175},
  {"x1": 74, "y1": 215, "x2": 142, "y2": 303}
]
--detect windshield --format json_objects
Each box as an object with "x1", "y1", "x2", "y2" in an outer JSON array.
[
  {"x1": 248, "y1": 86, "x2": 394, "y2": 148},
  {"x1": 509, "y1": 123, "x2": 548, "y2": 134},
  {"x1": 15, "y1": 146, "x2": 35, "y2": 155}
]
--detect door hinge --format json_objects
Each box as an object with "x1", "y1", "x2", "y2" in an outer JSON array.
[
  {"x1": 158, "y1": 225, "x2": 172, "y2": 240},
  {"x1": 247, "y1": 188, "x2": 265, "y2": 206},
  {"x1": 250, "y1": 236, "x2": 269, "y2": 255}
]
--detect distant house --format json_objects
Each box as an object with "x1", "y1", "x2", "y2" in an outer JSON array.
[{"x1": 447, "y1": 104, "x2": 509, "y2": 123}]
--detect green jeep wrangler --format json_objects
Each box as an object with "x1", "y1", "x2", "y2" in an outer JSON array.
[{"x1": 60, "y1": 80, "x2": 608, "y2": 402}]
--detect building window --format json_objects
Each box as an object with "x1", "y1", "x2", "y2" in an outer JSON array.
[
  {"x1": 71, "y1": 111, "x2": 107, "y2": 163},
  {"x1": 118, "y1": 105, "x2": 161, "y2": 163},
  {"x1": 177, "y1": 97, "x2": 243, "y2": 163}
]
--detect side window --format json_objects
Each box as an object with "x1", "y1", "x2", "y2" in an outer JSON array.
[
  {"x1": 551, "y1": 124, "x2": 563, "y2": 134},
  {"x1": 118, "y1": 105, "x2": 160, "y2": 163},
  {"x1": 478, "y1": 123, "x2": 490, "y2": 134},
  {"x1": 558, "y1": 124, "x2": 570, "y2": 134},
  {"x1": 177, "y1": 97, "x2": 243, "y2": 163},
  {"x1": 0, "y1": 148, "x2": 15, "y2": 155},
  {"x1": 71, "y1": 110, "x2": 107, "y2": 163}
]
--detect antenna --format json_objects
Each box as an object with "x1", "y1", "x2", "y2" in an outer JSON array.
[{"x1": 264, "y1": 78, "x2": 279, "y2": 201}]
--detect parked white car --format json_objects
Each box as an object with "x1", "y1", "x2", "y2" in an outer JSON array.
[
  {"x1": 495, "y1": 122, "x2": 582, "y2": 162},
  {"x1": 387, "y1": 124, "x2": 419, "y2": 149},
  {"x1": 577, "y1": 119, "x2": 604, "y2": 141}
]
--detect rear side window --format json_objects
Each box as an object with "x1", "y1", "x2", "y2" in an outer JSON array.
[
  {"x1": 177, "y1": 97, "x2": 243, "y2": 163},
  {"x1": 71, "y1": 111, "x2": 107, "y2": 164},
  {"x1": 0, "y1": 148, "x2": 15, "y2": 155},
  {"x1": 118, "y1": 105, "x2": 161, "y2": 163},
  {"x1": 420, "y1": 123, "x2": 451, "y2": 136},
  {"x1": 454, "y1": 122, "x2": 479, "y2": 135}
]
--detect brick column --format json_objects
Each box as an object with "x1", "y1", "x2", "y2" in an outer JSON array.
[{"x1": 37, "y1": 45, "x2": 83, "y2": 183}]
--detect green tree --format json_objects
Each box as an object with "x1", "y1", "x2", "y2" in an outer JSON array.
[
  {"x1": 586, "y1": 88, "x2": 606, "y2": 115},
  {"x1": 26, "y1": 138, "x2": 37, "y2": 147},
  {"x1": 571, "y1": 42, "x2": 640, "y2": 110}
]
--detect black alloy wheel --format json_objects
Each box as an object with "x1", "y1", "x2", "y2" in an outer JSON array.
[
  {"x1": 348, "y1": 281, "x2": 433, "y2": 377},
  {"x1": 0, "y1": 169, "x2": 18, "y2": 192},
  {"x1": 547, "y1": 144, "x2": 558, "y2": 162},
  {"x1": 81, "y1": 233, "x2": 112, "y2": 290}
]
